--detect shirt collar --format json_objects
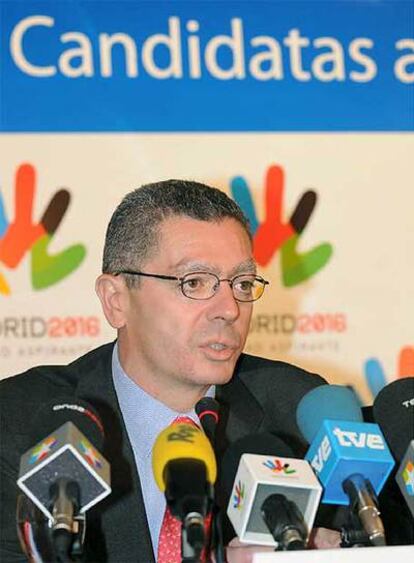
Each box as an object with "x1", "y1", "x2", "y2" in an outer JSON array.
[{"x1": 111, "y1": 342, "x2": 215, "y2": 458}]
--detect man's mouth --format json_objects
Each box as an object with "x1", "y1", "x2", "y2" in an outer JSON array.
[
  {"x1": 208, "y1": 343, "x2": 229, "y2": 351},
  {"x1": 201, "y1": 341, "x2": 240, "y2": 360}
]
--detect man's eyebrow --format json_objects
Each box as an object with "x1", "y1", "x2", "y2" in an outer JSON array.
[
  {"x1": 173, "y1": 261, "x2": 215, "y2": 274},
  {"x1": 173, "y1": 258, "x2": 257, "y2": 276},
  {"x1": 231, "y1": 259, "x2": 257, "y2": 275}
]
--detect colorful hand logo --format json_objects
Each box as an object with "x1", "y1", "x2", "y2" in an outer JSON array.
[
  {"x1": 233, "y1": 480, "x2": 245, "y2": 509},
  {"x1": 263, "y1": 457, "x2": 296, "y2": 474},
  {"x1": 364, "y1": 345, "x2": 414, "y2": 399},
  {"x1": 0, "y1": 163, "x2": 86, "y2": 295},
  {"x1": 230, "y1": 165, "x2": 333, "y2": 286}
]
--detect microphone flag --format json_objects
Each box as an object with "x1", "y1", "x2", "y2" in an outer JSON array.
[
  {"x1": 395, "y1": 440, "x2": 414, "y2": 517},
  {"x1": 304, "y1": 420, "x2": 394, "y2": 505},
  {"x1": 226, "y1": 453, "x2": 322, "y2": 546},
  {"x1": 18, "y1": 422, "x2": 111, "y2": 521}
]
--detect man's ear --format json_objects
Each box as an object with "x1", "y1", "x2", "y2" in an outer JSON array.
[{"x1": 95, "y1": 274, "x2": 128, "y2": 329}]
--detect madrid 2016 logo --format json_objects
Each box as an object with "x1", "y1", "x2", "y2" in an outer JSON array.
[
  {"x1": 230, "y1": 164, "x2": 333, "y2": 286},
  {"x1": 0, "y1": 163, "x2": 86, "y2": 295}
]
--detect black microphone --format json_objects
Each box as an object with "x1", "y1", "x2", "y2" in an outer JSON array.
[
  {"x1": 195, "y1": 397, "x2": 224, "y2": 562},
  {"x1": 195, "y1": 397, "x2": 220, "y2": 447},
  {"x1": 17, "y1": 398, "x2": 111, "y2": 561},
  {"x1": 373, "y1": 377, "x2": 414, "y2": 464},
  {"x1": 373, "y1": 377, "x2": 414, "y2": 530}
]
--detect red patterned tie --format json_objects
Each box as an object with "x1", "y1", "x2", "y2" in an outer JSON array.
[{"x1": 157, "y1": 416, "x2": 211, "y2": 563}]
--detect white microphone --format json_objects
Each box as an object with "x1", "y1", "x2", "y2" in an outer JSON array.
[{"x1": 223, "y1": 434, "x2": 322, "y2": 550}]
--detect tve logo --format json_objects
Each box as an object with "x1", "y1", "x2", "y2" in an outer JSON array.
[
  {"x1": 230, "y1": 164, "x2": 333, "y2": 287},
  {"x1": 0, "y1": 163, "x2": 86, "y2": 295},
  {"x1": 332, "y1": 427, "x2": 385, "y2": 450},
  {"x1": 310, "y1": 435, "x2": 332, "y2": 473},
  {"x1": 305, "y1": 420, "x2": 394, "y2": 505}
]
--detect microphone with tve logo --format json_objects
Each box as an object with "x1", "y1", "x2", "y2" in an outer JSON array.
[
  {"x1": 223, "y1": 433, "x2": 322, "y2": 550},
  {"x1": 297, "y1": 385, "x2": 395, "y2": 546}
]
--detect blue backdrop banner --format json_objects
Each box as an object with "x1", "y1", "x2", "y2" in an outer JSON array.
[{"x1": 1, "y1": 0, "x2": 413, "y2": 132}]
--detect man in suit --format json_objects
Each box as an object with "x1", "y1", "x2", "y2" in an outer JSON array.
[{"x1": 0, "y1": 179, "x2": 335, "y2": 562}]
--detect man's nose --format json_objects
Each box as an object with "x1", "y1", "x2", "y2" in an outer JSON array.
[{"x1": 206, "y1": 279, "x2": 240, "y2": 322}]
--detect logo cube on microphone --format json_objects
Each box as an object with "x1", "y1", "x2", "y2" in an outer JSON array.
[
  {"x1": 306, "y1": 420, "x2": 395, "y2": 505},
  {"x1": 396, "y1": 440, "x2": 414, "y2": 517},
  {"x1": 18, "y1": 421, "x2": 111, "y2": 520},
  {"x1": 227, "y1": 454, "x2": 322, "y2": 546}
]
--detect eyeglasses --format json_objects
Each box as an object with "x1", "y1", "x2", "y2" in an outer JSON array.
[{"x1": 113, "y1": 270, "x2": 269, "y2": 302}]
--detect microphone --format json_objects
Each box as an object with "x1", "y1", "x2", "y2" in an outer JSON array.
[
  {"x1": 223, "y1": 433, "x2": 322, "y2": 550},
  {"x1": 195, "y1": 397, "x2": 220, "y2": 447},
  {"x1": 297, "y1": 385, "x2": 395, "y2": 546},
  {"x1": 373, "y1": 377, "x2": 414, "y2": 518},
  {"x1": 152, "y1": 420, "x2": 217, "y2": 559},
  {"x1": 17, "y1": 398, "x2": 111, "y2": 559},
  {"x1": 195, "y1": 398, "x2": 224, "y2": 562}
]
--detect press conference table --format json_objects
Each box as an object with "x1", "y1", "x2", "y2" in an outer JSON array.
[{"x1": 253, "y1": 544, "x2": 413, "y2": 562}]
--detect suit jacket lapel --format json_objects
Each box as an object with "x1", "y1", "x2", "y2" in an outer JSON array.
[
  {"x1": 216, "y1": 358, "x2": 264, "y2": 460},
  {"x1": 75, "y1": 343, "x2": 155, "y2": 562}
]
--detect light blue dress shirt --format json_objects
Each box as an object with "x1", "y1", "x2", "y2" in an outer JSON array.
[{"x1": 111, "y1": 343, "x2": 215, "y2": 555}]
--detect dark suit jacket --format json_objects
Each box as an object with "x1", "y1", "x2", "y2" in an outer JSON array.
[{"x1": 0, "y1": 342, "x2": 325, "y2": 562}]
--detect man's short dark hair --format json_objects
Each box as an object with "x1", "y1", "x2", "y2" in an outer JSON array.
[{"x1": 102, "y1": 179, "x2": 251, "y2": 286}]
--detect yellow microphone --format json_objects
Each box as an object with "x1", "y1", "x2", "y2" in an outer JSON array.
[
  {"x1": 152, "y1": 421, "x2": 217, "y2": 490},
  {"x1": 152, "y1": 421, "x2": 217, "y2": 558}
]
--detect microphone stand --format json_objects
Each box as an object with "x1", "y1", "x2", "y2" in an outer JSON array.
[
  {"x1": 181, "y1": 516, "x2": 204, "y2": 562},
  {"x1": 343, "y1": 474, "x2": 386, "y2": 546},
  {"x1": 209, "y1": 503, "x2": 225, "y2": 563},
  {"x1": 16, "y1": 493, "x2": 85, "y2": 563},
  {"x1": 50, "y1": 479, "x2": 84, "y2": 562}
]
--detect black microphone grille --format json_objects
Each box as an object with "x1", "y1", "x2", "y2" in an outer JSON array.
[
  {"x1": 32, "y1": 396, "x2": 105, "y2": 451},
  {"x1": 195, "y1": 396, "x2": 220, "y2": 413},
  {"x1": 373, "y1": 377, "x2": 414, "y2": 462},
  {"x1": 195, "y1": 397, "x2": 220, "y2": 420}
]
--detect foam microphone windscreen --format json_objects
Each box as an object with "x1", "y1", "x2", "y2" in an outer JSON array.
[
  {"x1": 373, "y1": 377, "x2": 414, "y2": 462},
  {"x1": 296, "y1": 384, "x2": 363, "y2": 444},
  {"x1": 221, "y1": 433, "x2": 295, "y2": 499},
  {"x1": 31, "y1": 397, "x2": 105, "y2": 452}
]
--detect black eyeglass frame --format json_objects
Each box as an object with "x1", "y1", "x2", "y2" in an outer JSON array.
[{"x1": 113, "y1": 270, "x2": 269, "y2": 302}]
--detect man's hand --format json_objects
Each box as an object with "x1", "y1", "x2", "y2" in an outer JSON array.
[
  {"x1": 223, "y1": 527, "x2": 341, "y2": 562},
  {"x1": 309, "y1": 527, "x2": 341, "y2": 549},
  {"x1": 225, "y1": 537, "x2": 275, "y2": 563}
]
